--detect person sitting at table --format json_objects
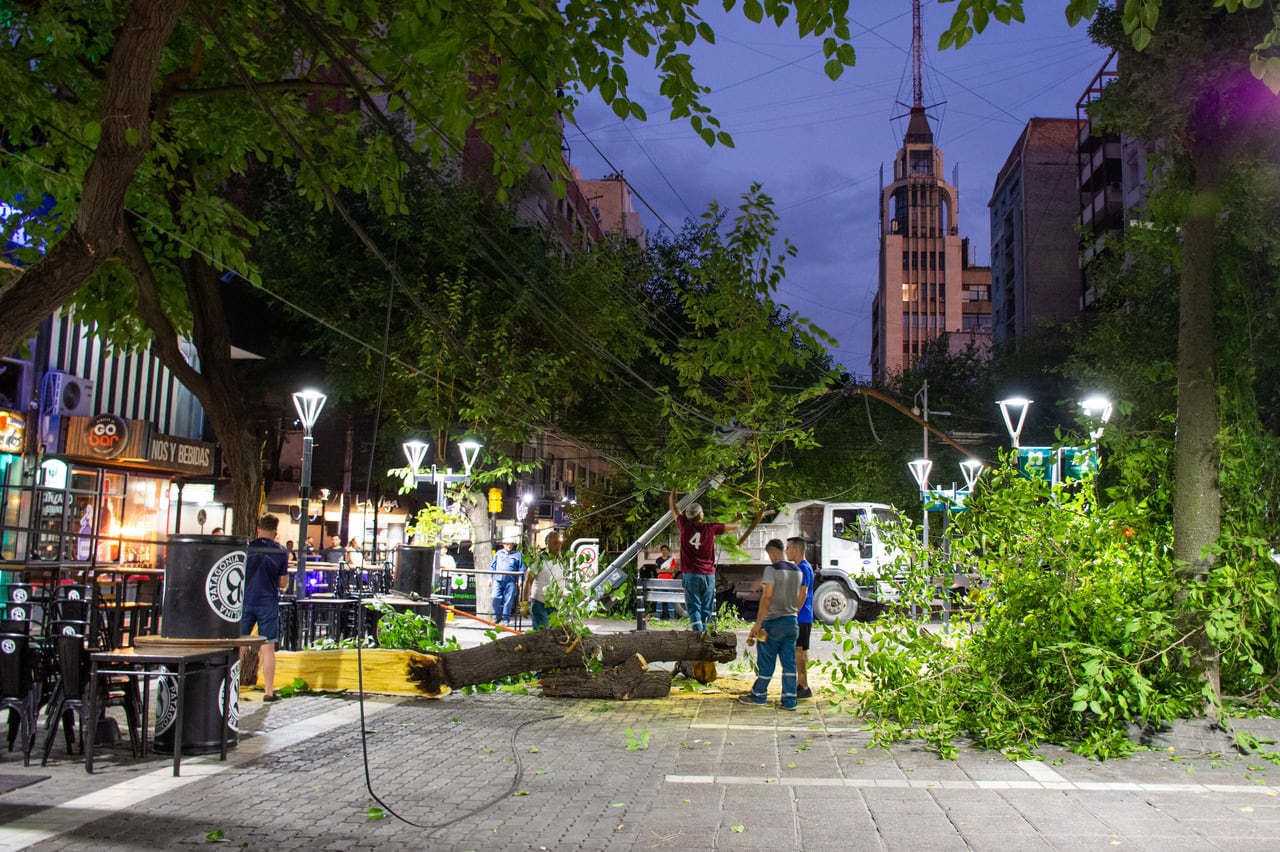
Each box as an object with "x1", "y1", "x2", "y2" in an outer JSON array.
[
  {"x1": 241, "y1": 514, "x2": 290, "y2": 702},
  {"x1": 322, "y1": 534, "x2": 344, "y2": 563},
  {"x1": 345, "y1": 537, "x2": 364, "y2": 569}
]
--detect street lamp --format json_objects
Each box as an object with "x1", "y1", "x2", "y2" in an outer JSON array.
[
  {"x1": 908, "y1": 457, "x2": 933, "y2": 551},
  {"x1": 959, "y1": 458, "x2": 985, "y2": 493},
  {"x1": 997, "y1": 397, "x2": 1033, "y2": 449},
  {"x1": 402, "y1": 437, "x2": 484, "y2": 593},
  {"x1": 1080, "y1": 395, "x2": 1113, "y2": 441},
  {"x1": 292, "y1": 389, "x2": 327, "y2": 599}
]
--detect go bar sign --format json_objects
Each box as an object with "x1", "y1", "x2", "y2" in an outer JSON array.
[{"x1": 86, "y1": 413, "x2": 130, "y2": 460}]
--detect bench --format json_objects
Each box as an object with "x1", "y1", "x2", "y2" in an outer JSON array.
[{"x1": 635, "y1": 578, "x2": 684, "y2": 630}]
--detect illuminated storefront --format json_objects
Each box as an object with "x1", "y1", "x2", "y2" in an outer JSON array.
[{"x1": 0, "y1": 413, "x2": 215, "y2": 569}]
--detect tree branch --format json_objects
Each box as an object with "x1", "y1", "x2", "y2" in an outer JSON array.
[
  {"x1": 0, "y1": 0, "x2": 191, "y2": 357},
  {"x1": 121, "y1": 222, "x2": 210, "y2": 401}
]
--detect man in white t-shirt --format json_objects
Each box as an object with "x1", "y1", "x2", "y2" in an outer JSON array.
[{"x1": 522, "y1": 531, "x2": 567, "y2": 630}]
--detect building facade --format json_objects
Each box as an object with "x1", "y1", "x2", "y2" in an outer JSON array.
[
  {"x1": 988, "y1": 118, "x2": 1084, "y2": 346},
  {"x1": 0, "y1": 314, "x2": 216, "y2": 570},
  {"x1": 871, "y1": 106, "x2": 991, "y2": 383}
]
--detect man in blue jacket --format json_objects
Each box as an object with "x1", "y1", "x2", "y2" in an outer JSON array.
[{"x1": 490, "y1": 537, "x2": 525, "y2": 625}]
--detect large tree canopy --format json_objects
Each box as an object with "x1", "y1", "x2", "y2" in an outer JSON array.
[{"x1": 0, "y1": 0, "x2": 861, "y2": 358}]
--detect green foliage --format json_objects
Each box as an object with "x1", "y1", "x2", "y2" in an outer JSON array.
[
  {"x1": 371, "y1": 603, "x2": 461, "y2": 652},
  {"x1": 277, "y1": 677, "x2": 311, "y2": 698},
  {"x1": 824, "y1": 444, "x2": 1280, "y2": 759},
  {"x1": 308, "y1": 635, "x2": 377, "y2": 651},
  {"x1": 541, "y1": 550, "x2": 599, "y2": 636},
  {"x1": 655, "y1": 185, "x2": 837, "y2": 510},
  {"x1": 624, "y1": 727, "x2": 651, "y2": 750},
  {"x1": 714, "y1": 601, "x2": 752, "y2": 630},
  {"x1": 398, "y1": 503, "x2": 473, "y2": 548}
]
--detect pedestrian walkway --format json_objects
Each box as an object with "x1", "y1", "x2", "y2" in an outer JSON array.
[{"x1": 3, "y1": 633, "x2": 1279, "y2": 851}]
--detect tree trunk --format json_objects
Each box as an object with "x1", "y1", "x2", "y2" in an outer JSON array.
[
  {"x1": 540, "y1": 653, "x2": 674, "y2": 699},
  {"x1": 127, "y1": 221, "x2": 265, "y2": 537},
  {"x1": 405, "y1": 628, "x2": 736, "y2": 695},
  {"x1": 0, "y1": 0, "x2": 190, "y2": 356}
]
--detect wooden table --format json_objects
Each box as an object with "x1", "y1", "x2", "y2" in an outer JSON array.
[{"x1": 85, "y1": 637, "x2": 262, "y2": 776}]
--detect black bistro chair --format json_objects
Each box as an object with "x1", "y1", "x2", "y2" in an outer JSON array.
[
  {"x1": 41, "y1": 631, "x2": 140, "y2": 766},
  {"x1": 49, "y1": 584, "x2": 111, "y2": 650},
  {"x1": 1, "y1": 631, "x2": 42, "y2": 766},
  {"x1": 3, "y1": 582, "x2": 49, "y2": 634}
]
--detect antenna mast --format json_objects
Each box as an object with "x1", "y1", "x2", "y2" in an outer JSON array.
[{"x1": 912, "y1": 0, "x2": 923, "y2": 107}]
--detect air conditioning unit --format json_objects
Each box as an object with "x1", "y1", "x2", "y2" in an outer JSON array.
[{"x1": 40, "y1": 371, "x2": 94, "y2": 418}]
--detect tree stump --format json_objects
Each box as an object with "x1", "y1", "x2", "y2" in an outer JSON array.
[{"x1": 240, "y1": 645, "x2": 260, "y2": 687}]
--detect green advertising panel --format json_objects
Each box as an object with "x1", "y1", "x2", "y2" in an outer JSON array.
[
  {"x1": 1017, "y1": 447, "x2": 1055, "y2": 482},
  {"x1": 1058, "y1": 447, "x2": 1099, "y2": 480}
]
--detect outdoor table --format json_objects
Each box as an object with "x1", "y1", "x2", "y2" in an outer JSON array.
[{"x1": 84, "y1": 637, "x2": 262, "y2": 777}]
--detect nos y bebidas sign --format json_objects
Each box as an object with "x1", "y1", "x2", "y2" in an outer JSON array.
[{"x1": 147, "y1": 433, "x2": 215, "y2": 476}]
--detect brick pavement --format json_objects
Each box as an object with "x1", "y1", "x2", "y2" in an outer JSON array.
[{"x1": 2, "y1": 627, "x2": 1280, "y2": 851}]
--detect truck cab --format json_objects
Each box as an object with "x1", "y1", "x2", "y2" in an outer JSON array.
[{"x1": 810, "y1": 503, "x2": 901, "y2": 624}]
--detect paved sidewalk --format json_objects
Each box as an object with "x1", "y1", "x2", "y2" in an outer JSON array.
[{"x1": 3, "y1": 624, "x2": 1279, "y2": 851}]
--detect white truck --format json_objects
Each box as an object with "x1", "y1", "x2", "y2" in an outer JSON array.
[
  {"x1": 710, "y1": 501, "x2": 903, "y2": 624},
  {"x1": 586, "y1": 485, "x2": 903, "y2": 625}
]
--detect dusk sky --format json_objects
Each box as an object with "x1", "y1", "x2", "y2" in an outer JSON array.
[{"x1": 565, "y1": 1, "x2": 1110, "y2": 379}]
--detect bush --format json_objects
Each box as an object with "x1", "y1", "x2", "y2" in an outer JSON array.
[{"x1": 824, "y1": 452, "x2": 1279, "y2": 759}]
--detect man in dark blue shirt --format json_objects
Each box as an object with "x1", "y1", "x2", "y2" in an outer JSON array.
[
  {"x1": 787, "y1": 536, "x2": 816, "y2": 699},
  {"x1": 241, "y1": 515, "x2": 290, "y2": 701}
]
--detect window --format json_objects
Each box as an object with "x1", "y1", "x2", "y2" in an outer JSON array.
[{"x1": 909, "y1": 150, "x2": 933, "y2": 175}]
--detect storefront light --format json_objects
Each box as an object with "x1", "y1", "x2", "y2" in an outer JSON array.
[{"x1": 40, "y1": 458, "x2": 67, "y2": 489}]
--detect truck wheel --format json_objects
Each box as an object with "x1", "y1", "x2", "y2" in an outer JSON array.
[{"x1": 814, "y1": 580, "x2": 855, "y2": 625}]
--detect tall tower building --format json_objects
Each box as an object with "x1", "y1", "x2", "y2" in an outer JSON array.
[{"x1": 869, "y1": 2, "x2": 990, "y2": 383}]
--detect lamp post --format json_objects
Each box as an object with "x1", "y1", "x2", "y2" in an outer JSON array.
[
  {"x1": 908, "y1": 457, "x2": 933, "y2": 552},
  {"x1": 997, "y1": 397, "x2": 1032, "y2": 449},
  {"x1": 1080, "y1": 395, "x2": 1113, "y2": 442},
  {"x1": 292, "y1": 389, "x2": 327, "y2": 599},
  {"x1": 402, "y1": 437, "x2": 483, "y2": 595},
  {"x1": 959, "y1": 458, "x2": 985, "y2": 494}
]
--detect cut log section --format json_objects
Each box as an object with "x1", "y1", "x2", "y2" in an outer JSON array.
[
  {"x1": 539, "y1": 653, "x2": 673, "y2": 699},
  {"x1": 406, "y1": 628, "x2": 736, "y2": 696}
]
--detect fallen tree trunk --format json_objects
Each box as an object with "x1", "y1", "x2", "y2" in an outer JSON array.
[
  {"x1": 539, "y1": 653, "x2": 673, "y2": 699},
  {"x1": 406, "y1": 628, "x2": 736, "y2": 696}
]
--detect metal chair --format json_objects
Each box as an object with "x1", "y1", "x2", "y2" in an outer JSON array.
[
  {"x1": 3, "y1": 583, "x2": 49, "y2": 633},
  {"x1": 0, "y1": 631, "x2": 41, "y2": 766},
  {"x1": 49, "y1": 585, "x2": 111, "y2": 650},
  {"x1": 41, "y1": 632, "x2": 140, "y2": 765}
]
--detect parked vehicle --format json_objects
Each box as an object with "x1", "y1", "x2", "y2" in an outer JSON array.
[
  {"x1": 587, "y1": 484, "x2": 903, "y2": 626},
  {"x1": 710, "y1": 501, "x2": 903, "y2": 624}
]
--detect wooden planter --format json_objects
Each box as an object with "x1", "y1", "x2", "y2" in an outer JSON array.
[{"x1": 264, "y1": 648, "x2": 448, "y2": 698}]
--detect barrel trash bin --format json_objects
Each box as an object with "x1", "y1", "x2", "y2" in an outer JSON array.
[
  {"x1": 152, "y1": 659, "x2": 240, "y2": 755},
  {"x1": 161, "y1": 535, "x2": 246, "y2": 640},
  {"x1": 395, "y1": 546, "x2": 436, "y2": 598}
]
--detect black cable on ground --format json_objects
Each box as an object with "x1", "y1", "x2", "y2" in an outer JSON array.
[{"x1": 351, "y1": 642, "x2": 563, "y2": 831}]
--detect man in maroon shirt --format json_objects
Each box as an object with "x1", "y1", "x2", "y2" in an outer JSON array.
[{"x1": 669, "y1": 490, "x2": 741, "y2": 632}]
